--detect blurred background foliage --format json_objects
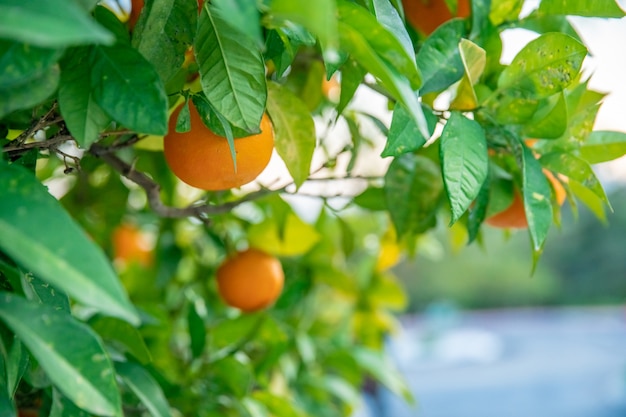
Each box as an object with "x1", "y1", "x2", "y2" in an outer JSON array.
[{"x1": 396, "y1": 183, "x2": 626, "y2": 311}]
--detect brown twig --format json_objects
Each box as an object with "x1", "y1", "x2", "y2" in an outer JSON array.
[
  {"x1": 89, "y1": 143, "x2": 277, "y2": 222},
  {"x1": 14, "y1": 103, "x2": 60, "y2": 146},
  {"x1": 2, "y1": 135, "x2": 74, "y2": 154}
]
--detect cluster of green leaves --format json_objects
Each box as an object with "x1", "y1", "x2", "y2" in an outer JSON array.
[{"x1": 3, "y1": 0, "x2": 626, "y2": 416}]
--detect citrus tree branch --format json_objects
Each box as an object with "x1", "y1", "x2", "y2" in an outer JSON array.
[{"x1": 89, "y1": 143, "x2": 277, "y2": 223}]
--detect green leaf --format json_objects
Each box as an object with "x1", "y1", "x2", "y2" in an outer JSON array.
[
  {"x1": 353, "y1": 187, "x2": 387, "y2": 211},
  {"x1": 212, "y1": 0, "x2": 263, "y2": 47},
  {"x1": 21, "y1": 273, "x2": 70, "y2": 313},
  {"x1": 251, "y1": 391, "x2": 308, "y2": 417},
  {"x1": 270, "y1": 0, "x2": 338, "y2": 62},
  {"x1": 440, "y1": 112, "x2": 488, "y2": 225},
  {"x1": 212, "y1": 354, "x2": 254, "y2": 398},
  {"x1": 450, "y1": 39, "x2": 486, "y2": 110},
  {"x1": 196, "y1": 4, "x2": 267, "y2": 133},
  {"x1": 338, "y1": 1, "x2": 421, "y2": 89},
  {"x1": 266, "y1": 81, "x2": 315, "y2": 189},
  {"x1": 385, "y1": 154, "x2": 443, "y2": 236},
  {"x1": 94, "y1": 5, "x2": 131, "y2": 45},
  {"x1": 89, "y1": 316, "x2": 152, "y2": 365},
  {"x1": 247, "y1": 212, "x2": 321, "y2": 257},
  {"x1": 0, "y1": 40, "x2": 63, "y2": 89},
  {"x1": 265, "y1": 26, "x2": 316, "y2": 78},
  {"x1": 0, "y1": 161, "x2": 140, "y2": 325},
  {"x1": 0, "y1": 0, "x2": 114, "y2": 47},
  {"x1": 336, "y1": 57, "x2": 367, "y2": 116},
  {"x1": 569, "y1": 180, "x2": 606, "y2": 223},
  {"x1": 116, "y1": 361, "x2": 172, "y2": 417},
  {"x1": 520, "y1": 145, "x2": 553, "y2": 251},
  {"x1": 372, "y1": 0, "x2": 415, "y2": 63},
  {"x1": 337, "y1": 20, "x2": 429, "y2": 138},
  {"x1": 5, "y1": 338, "x2": 29, "y2": 398},
  {"x1": 352, "y1": 348, "x2": 414, "y2": 403},
  {"x1": 516, "y1": 14, "x2": 582, "y2": 41},
  {"x1": 49, "y1": 388, "x2": 91, "y2": 417},
  {"x1": 0, "y1": 389, "x2": 14, "y2": 417},
  {"x1": 489, "y1": 0, "x2": 525, "y2": 25},
  {"x1": 175, "y1": 99, "x2": 191, "y2": 133},
  {"x1": 522, "y1": 93, "x2": 567, "y2": 139},
  {"x1": 467, "y1": 175, "x2": 489, "y2": 243},
  {"x1": 538, "y1": 0, "x2": 625, "y2": 17},
  {"x1": 491, "y1": 91, "x2": 539, "y2": 124},
  {"x1": 91, "y1": 44, "x2": 168, "y2": 135},
  {"x1": 58, "y1": 48, "x2": 111, "y2": 148},
  {"x1": 416, "y1": 19, "x2": 467, "y2": 94},
  {"x1": 381, "y1": 103, "x2": 437, "y2": 157},
  {"x1": 0, "y1": 294, "x2": 122, "y2": 417},
  {"x1": 579, "y1": 130, "x2": 626, "y2": 164},
  {"x1": 367, "y1": 274, "x2": 407, "y2": 310},
  {"x1": 497, "y1": 33, "x2": 587, "y2": 99},
  {"x1": 0, "y1": 65, "x2": 59, "y2": 119},
  {"x1": 539, "y1": 152, "x2": 610, "y2": 207},
  {"x1": 187, "y1": 301, "x2": 206, "y2": 359},
  {"x1": 132, "y1": 0, "x2": 197, "y2": 84}
]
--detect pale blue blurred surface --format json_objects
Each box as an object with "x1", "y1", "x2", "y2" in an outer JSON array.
[{"x1": 355, "y1": 307, "x2": 626, "y2": 417}]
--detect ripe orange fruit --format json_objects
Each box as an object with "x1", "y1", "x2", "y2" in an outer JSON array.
[
  {"x1": 112, "y1": 223, "x2": 153, "y2": 267},
  {"x1": 163, "y1": 102, "x2": 274, "y2": 190},
  {"x1": 216, "y1": 248, "x2": 284, "y2": 312},
  {"x1": 322, "y1": 74, "x2": 340, "y2": 102},
  {"x1": 404, "y1": 0, "x2": 471, "y2": 35},
  {"x1": 485, "y1": 189, "x2": 527, "y2": 229},
  {"x1": 485, "y1": 170, "x2": 567, "y2": 229}
]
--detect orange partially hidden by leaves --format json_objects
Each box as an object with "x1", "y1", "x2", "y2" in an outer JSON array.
[
  {"x1": 128, "y1": 0, "x2": 144, "y2": 30},
  {"x1": 164, "y1": 102, "x2": 274, "y2": 190},
  {"x1": 485, "y1": 170, "x2": 567, "y2": 229},
  {"x1": 216, "y1": 248, "x2": 285, "y2": 312},
  {"x1": 485, "y1": 190, "x2": 528, "y2": 229},
  {"x1": 404, "y1": 0, "x2": 471, "y2": 35},
  {"x1": 112, "y1": 223, "x2": 153, "y2": 267},
  {"x1": 322, "y1": 74, "x2": 340, "y2": 102}
]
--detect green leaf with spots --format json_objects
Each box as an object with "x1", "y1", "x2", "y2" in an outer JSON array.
[
  {"x1": 0, "y1": 161, "x2": 140, "y2": 325},
  {"x1": 498, "y1": 33, "x2": 587, "y2": 99},
  {"x1": 579, "y1": 130, "x2": 626, "y2": 164},
  {"x1": 539, "y1": 152, "x2": 610, "y2": 207},
  {"x1": 440, "y1": 112, "x2": 489, "y2": 225},
  {"x1": 116, "y1": 361, "x2": 172, "y2": 417},
  {"x1": 416, "y1": 19, "x2": 467, "y2": 94},
  {"x1": 132, "y1": 0, "x2": 197, "y2": 84},
  {"x1": 21, "y1": 273, "x2": 70, "y2": 313},
  {"x1": 522, "y1": 93, "x2": 567, "y2": 139},
  {"x1": 0, "y1": 294, "x2": 122, "y2": 417}
]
